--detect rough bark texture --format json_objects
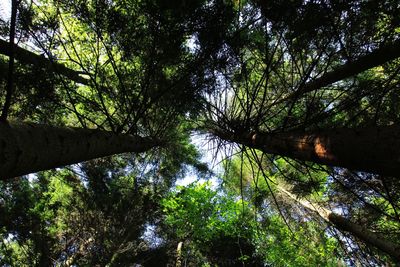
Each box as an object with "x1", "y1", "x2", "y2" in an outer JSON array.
[
  {"x1": 0, "y1": 121, "x2": 157, "y2": 179},
  {"x1": 0, "y1": 39, "x2": 90, "y2": 85},
  {"x1": 212, "y1": 125, "x2": 400, "y2": 177},
  {"x1": 278, "y1": 186, "x2": 400, "y2": 262}
]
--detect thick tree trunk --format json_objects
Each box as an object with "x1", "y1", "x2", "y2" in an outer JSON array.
[
  {"x1": 211, "y1": 125, "x2": 400, "y2": 177},
  {"x1": 0, "y1": 121, "x2": 157, "y2": 179},
  {"x1": 278, "y1": 186, "x2": 400, "y2": 262}
]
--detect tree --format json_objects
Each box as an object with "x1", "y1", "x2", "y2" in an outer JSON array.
[
  {"x1": 0, "y1": 0, "x2": 238, "y2": 179},
  {"x1": 162, "y1": 182, "x2": 256, "y2": 266},
  {"x1": 0, "y1": 147, "x2": 205, "y2": 266},
  {"x1": 1, "y1": 0, "x2": 400, "y2": 265},
  {"x1": 202, "y1": 0, "x2": 400, "y2": 174},
  {"x1": 209, "y1": 124, "x2": 400, "y2": 177},
  {"x1": 277, "y1": 185, "x2": 400, "y2": 262},
  {"x1": 0, "y1": 121, "x2": 157, "y2": 179},
  {"x1": 161, "y1": 180, "x2": 342, "y2": 266},
  {"x1": 222, "y1": 151, "x2": 400, "y2": 265}
]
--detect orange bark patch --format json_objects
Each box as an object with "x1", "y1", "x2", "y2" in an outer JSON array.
[{"x1": 314, "y1": 137, "x2": 335, "y2": 160}]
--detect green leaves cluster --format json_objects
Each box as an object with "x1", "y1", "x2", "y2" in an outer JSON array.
[
  {"x1": 161, "y1": 182, "x2": 261, "y2": 266},
  {"x1": 161, "y1": 181, "x2": 340, "y2": 266},
  {"x1": 162, "y1": 182, "x2": 247, "y2": 242}
]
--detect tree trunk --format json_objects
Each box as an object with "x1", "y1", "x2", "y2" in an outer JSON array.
[
  {"x1": 277, "y1": 186, "x2": 400, "y2": 262},
  {"x1": 176, "y1": 241, "x2": 183, "y2": 267},
  {"x1": 210, "y1": 125, "x2": 400, "y2": 177},
  {"x1": 0, "y1": 121, "x2": 157, "y2": 179}
]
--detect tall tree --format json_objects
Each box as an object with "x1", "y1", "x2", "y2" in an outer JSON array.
[
  {"x1": 161, "y1": 182, "x2": 340, "y2": 266},
  {"x1": 277, "y1": 185, "x2": 400, "y2": 261},
  {"x1": 201, "y1": 0, "x2": 400, "y2": 175},
  {"x1": 208, "y1": 124, "x2": 400, "y2": 177},
  {"x1": 0, "y1": 121, "x2": 157, "y2": 179},
  {"x1": 0, "y1": 0, "x2": 237, "y2": 178},
  {"x1": 0, "y1": 141, "x2": 205, "y2": 266},
  {"x1": 222, "y1": 151, "x2": 400, "y2": 265}
]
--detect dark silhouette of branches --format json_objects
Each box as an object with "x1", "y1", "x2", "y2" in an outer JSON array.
[{"x1": 1, "y1": 0, "x2": 19, "y2": 121}]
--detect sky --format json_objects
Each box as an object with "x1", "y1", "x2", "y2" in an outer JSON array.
[
  {"x1": 175, "y1": 133, "x2": 224, "y2": 188},
  {"x1": 0, "y1": 0, "x2": 11, "y2": 21}
]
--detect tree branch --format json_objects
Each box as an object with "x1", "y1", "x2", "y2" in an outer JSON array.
[
  {"x1": 277, "y1": 40, "x2": 400, "y2": 104},
  {"x1": 0, "y1": 39, "x2": 90, "y2": 85},
  {"x1": 1, "y1": 0, "x2": 18, "y2": 121}
]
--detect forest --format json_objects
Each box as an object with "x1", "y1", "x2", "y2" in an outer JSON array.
[{"x1": 0, "y1": 0, "x2": 400, "y2": 266}]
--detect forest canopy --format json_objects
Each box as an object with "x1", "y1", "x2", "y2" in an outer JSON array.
[{"x1": 0, "y1": 0, "x2": 400, "y2": 266}]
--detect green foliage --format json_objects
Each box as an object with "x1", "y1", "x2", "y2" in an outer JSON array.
[
  {"x1": 162, "y1": 182, "x2": 262, "y2": 266},
  {"x1": 0, "y1": 159, "x2": 167, "y2": 266},
  {"x1": 1, "y1": 0, "x2": 400, "y2": 265},
  {"x1": 161, "y1": 181, "x2": 340, "y2": 266},
  {"x1": 219, "y1": 154, "x2": 343, "y2": 266},
  {"x1": 163, "y1": 182, "x2": 245, "y2": 241},
  {"x1": 254, "y1": 216, "x2": 339, "y2": 267}
]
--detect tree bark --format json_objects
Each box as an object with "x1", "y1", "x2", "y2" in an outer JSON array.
[
  {"x1": 176, "y1": 241, "x2": 183, "y2": 267},
  {"x1": 210, "y1": 125, "x2": 400, "y2": 177},
  {"x1": 0, "y1": 121, "x2": 158, "y2": 179},
  {"x1": 278, "y1": 186, "x2": 400, "y2": 262}
]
